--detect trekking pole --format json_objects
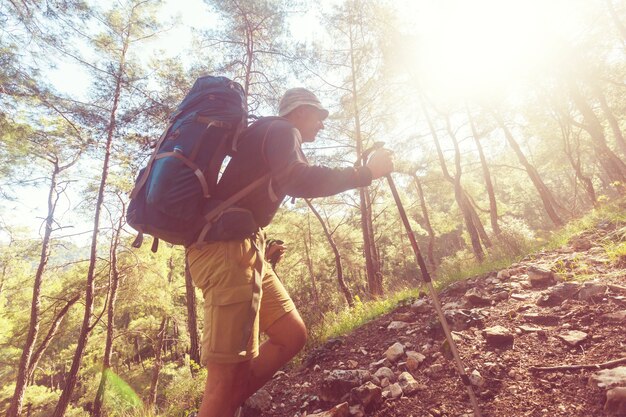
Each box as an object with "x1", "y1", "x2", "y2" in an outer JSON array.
[{"x1": 363, "y1": 144, "x2": 482, "y2": 417}]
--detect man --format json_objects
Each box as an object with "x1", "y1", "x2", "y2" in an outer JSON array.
[{"x1": 186, "y1": 88, "x2": 393, "y2": 417}]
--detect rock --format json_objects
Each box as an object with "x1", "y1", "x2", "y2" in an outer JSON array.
[
  {"x1": 405, "y1": 351, "x2": 426, "y2": 372},
  {"x1": 349, "y1": 404, "x2": 365, "y2": 417},
  {"x1": 373, "y1": 367, "x2": 395, "y2": 382},
  {"x1": 346, "y1": 360, "x2": 358, "y2": 369},
  {"x1": 517, "y1": 325, "x2": 544, "y2": 334},
  {"x1": 510, "y1": 293, "x2": 531, "y2": 301},
  {"x1": 589, "y1": 367, "x2": 626, "y2": 389},
  {"x1": 469, "y1": 369, "x2": 485, "y2": 387},
  {"x1": 578, "y1": 282, "x2": 608, "y2": 302},
  {"x1": 602, "y1": 311, "x2": 626, "y2": 323},
  {"x1": 393, "y1": 312, "x2": 414, "y2": 322},
  {"x1": 350, "y1": 381, "x2": 382, "y2": 410},
  {"x1": 527, "y1": 266, "x2": 555, "y2": 287},
  {"x1": 308, "y1": 402, "x2": 350, "y2": 417},
  {"x1": 245, "y1": 388, "x2": 272, "y2": 412},
  {"x1": 497, "y1": 269, "x2": 511, "y2": 280},
  {"x1": 465, "y1": 288, "x2": 491, "y2": 306},
  {"x1": 426, "y1": 363, "x2": 444, "y2": 376},
  {"x1": 538, "y1": 282, "x2": 582, "y2": 307},
  {"x1": 557, "y1": 330, "x2": 589, "y2": 347},
  {"x1": 369, "y1": 358, "x2": 392, "y2": 370},
  {"x1": 483, "y1": 325, "x2": 514, "y2": 346},
  {"x1": 387, "y1": 321, "x2": 410, "y2": 330},
  {"x1": 313, "y1": 364, "x2": 321, "y2": 372},
  {"x1": 319, "y1": 370, "x2": 372, "y2": 402},
  {"x1": 522, "y1": 312, "x2": 560, "y2": 325},
  {"x1": 411, "y1": 299, "x2": 431, "y2": 313},
  {"x1": 570, "y1": 236, "x2": 593, "y2": 251},
  {"x1": 398, "y1": 371, "x2": 425, "y2": 395},
  {"x1": 384, "y1": 342, "x2": 405, "y2": 362},
  {"x1": 443, "y1": 309, "x2": 485, "y2": 331},
  {"x1": 605, "y1": 386, "x2": 626, "y2": 415},
  {"x1": 383, "y1": 382, "x2": 403, "y2": 399},
  {"x1": 492, "y1": 291, "x2": 509, "y2": 302}
]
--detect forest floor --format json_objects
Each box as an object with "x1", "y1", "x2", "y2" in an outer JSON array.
[{"x1": 244, "y1": 219, "x2": 626, "y2": 417}]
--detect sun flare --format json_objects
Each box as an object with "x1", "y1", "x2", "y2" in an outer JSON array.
[{"x1": 399, "y1": 0, "x2": 591, "y2": 102}]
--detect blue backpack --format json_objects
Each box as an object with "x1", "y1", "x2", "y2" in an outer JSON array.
[{"x1": 127, "y1": 75, "x2": 270, "y2": 251}]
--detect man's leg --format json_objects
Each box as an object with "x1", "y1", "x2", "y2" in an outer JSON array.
[
  {"x1": 198, "y1": 360, "x2": 250, "y2": 417},
  {"x1": 243, "y1": 309, "x2": 307, "y2": 399}
]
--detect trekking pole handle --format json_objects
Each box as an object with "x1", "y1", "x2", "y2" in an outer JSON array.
[{"x1": 360, "y1": 141, "x2": 386, "y2": 166}]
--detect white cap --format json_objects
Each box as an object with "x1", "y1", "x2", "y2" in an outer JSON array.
[{"x1": 278, "y1": 88, "x2": 329, "y2": 119}]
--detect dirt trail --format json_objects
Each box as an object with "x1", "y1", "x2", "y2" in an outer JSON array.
[{"x1": 247, "y1": 223, "x2": 626, "y2": 417}]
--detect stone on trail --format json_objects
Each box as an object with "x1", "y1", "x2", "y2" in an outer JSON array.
[
  {"x1": 382, "y1": 382, "x2": 403, "y2": 399},
  {"x1": 387, "y1": 321, "x2": 410, "y2": 330},
  {"x1": 350, "y1": 381, "x2": 382, "y2": 410},
  {"x1": 527, "y1": 265, "x2": 555, "y2": 287},
  {"x1": 589, "y1": 367, "x2": 626, "y2": 389},
  {"x1": 483, "y1": 325, "x2": 514, "y2": 345},
  {"x1": 405, "y1": 351, "x2": 426, "y2": 372},
  {"x1": 522, "y1": 312, "x2": 561, "y2": 325},
  {"x1": 578, "y1": 282, "x2": 608, "y2": 302},
  {"x1": 510, "y1": 292, "x2": 531, "y2": 301},
  {"x1": 373, "y1": 366, "x2": 395, "y2": 382},
  {"x1": 398, "y1": 371, "x2": 425, "y2": 395},
  {"x1": 557, "y1": 330, "x2": 589, "y2": 347},
  {"x1": 604, "y1": 387, "x2": 626, "y2": 415},
  {"x1": 469, "y1": 369, "x2": 485, "y2": 387},
  {"x1": 308, "y1": 402, "x2": 350, "y2": 417},
  {"x1": 497, "y1": 269, "x2": 512, "y2": 280},
  {"x1": 384, "y1": 342, "x2": 405, "y2": 362},
  {"x1": 602, "y1": 311, "x2": 626, "y2": 323},
  {"x1": 244, "y1": 388, "x2": 272, "y2": 412},
  {"x1": 319, "y1": 370, "x2": 372, "y2": 402},
  {"x1": 349, "y1": 404, "x2": 365, "y2": 417},
  {"x1": 464, "y1": 288, "x2": 492, "y2": 306},
  {"x1": 369, "y1": 358, "x2": 392, "y2": 370},
  {"x1": 346, "y1": 359, "x2": 358, "y2": 369},
  {"x1": 411, "y1": 298, "x2": 431, "y2": 313}
]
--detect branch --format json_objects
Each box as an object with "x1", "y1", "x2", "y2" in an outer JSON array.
[{"x1": 530, "y1": 357, "x2": 626, "y2": 372}]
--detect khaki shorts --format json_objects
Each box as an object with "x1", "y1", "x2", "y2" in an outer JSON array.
[{"x1": 186, "y1": 237, "x2": 295, "y2": 364}]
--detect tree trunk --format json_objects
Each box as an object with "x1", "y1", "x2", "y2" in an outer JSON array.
[
  {"x1": 568, "y1": 81, "x2": 626, "y2": 183},
  {"x1": 305, "y1": 199, "x2": 354, "y2": 308},
  {"x1": 420, "y1": 98, "x2": 486, "y2": 260},
  {"x1": 52, "y1": 30, "x2": 128, "y2": 417},
  {"x1": 559, "y1": 118, "x2": 597, "y2": 207},
  {"x1": 494, "y1": 113, "x2": 566, "y2": 227},
  {"x1": 26, "y1": 294, "x2": 80, "y2": 383},
  {"x1": 591, "y1": 82, "x2": 626, "y2": 158},
  {"x1": 348, "y1": 22, "x2": 382, "y2": 298},
  {"x1": 467, "y1": 108, "x2": 501, "y2": 236},
  {"x1": 147, "y1": 317, "x2": 168, "y2": 406},
  {"x1": 411, "y1": 175, "x2": 437, "y2": 271},
  {"x1": 303, "y1": 218, "x2": 321, "y2": 308},
  {"x1": 184, "y1": 260, "x2": 201, "y2": 371},
  {"x1": 93, "y1": 211, "x2": 124, "y2": 417},
  {"x1": 8, "y1": 162, "x2": 59, "y2": 417}
]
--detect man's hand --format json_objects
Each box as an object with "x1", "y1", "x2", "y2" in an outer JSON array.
[
  {"x1": 366, "y1": 148, "x2": 394, "y2": 179},
  {"x1": 266, "y1": 239, "x2": 286, "y2": 269}
]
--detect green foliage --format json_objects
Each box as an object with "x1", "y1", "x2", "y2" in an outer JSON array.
[{"x1": 313, "y1": 288, "x2": 420, "y2": 345}]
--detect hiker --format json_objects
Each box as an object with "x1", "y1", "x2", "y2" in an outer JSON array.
[{"x1": 186, "y1": 87, "x2": 394, "y2": 417}]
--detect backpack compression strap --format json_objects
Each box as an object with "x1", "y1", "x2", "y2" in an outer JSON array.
[{"x1": 195, "y1": 121, "x2": 279, "y2": 245}]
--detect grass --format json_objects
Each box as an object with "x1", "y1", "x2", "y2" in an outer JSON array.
[{"x1": 309, "y1": 197, "x2": 626, "y2": 348}]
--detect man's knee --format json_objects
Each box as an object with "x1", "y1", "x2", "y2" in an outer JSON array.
[{"x1": 266, "y1": 310, "x2": 307, "y2": 354}]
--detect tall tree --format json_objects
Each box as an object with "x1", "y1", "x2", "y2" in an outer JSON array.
[
  {"x1": 305, "y1": 199, "x2": 354, "y2": 308},
  {"x1": 493, "y1": 112, "x2": 566, "y2": 227},
  {"x1": 52, "y1": 1, "x2": 163, "y2": 415},
  {"x1": 7, "y1": 122, "x2": 83, "y2": 417}
]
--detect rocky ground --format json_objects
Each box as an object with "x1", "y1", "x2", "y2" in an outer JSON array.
[{"x1": 244, "y1": 221, "x2": 626, "y2": 417}]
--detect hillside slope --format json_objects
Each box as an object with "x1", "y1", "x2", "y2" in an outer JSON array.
[{"x1": 245, "y1": 221, "x2": 626, "y2": 417}]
